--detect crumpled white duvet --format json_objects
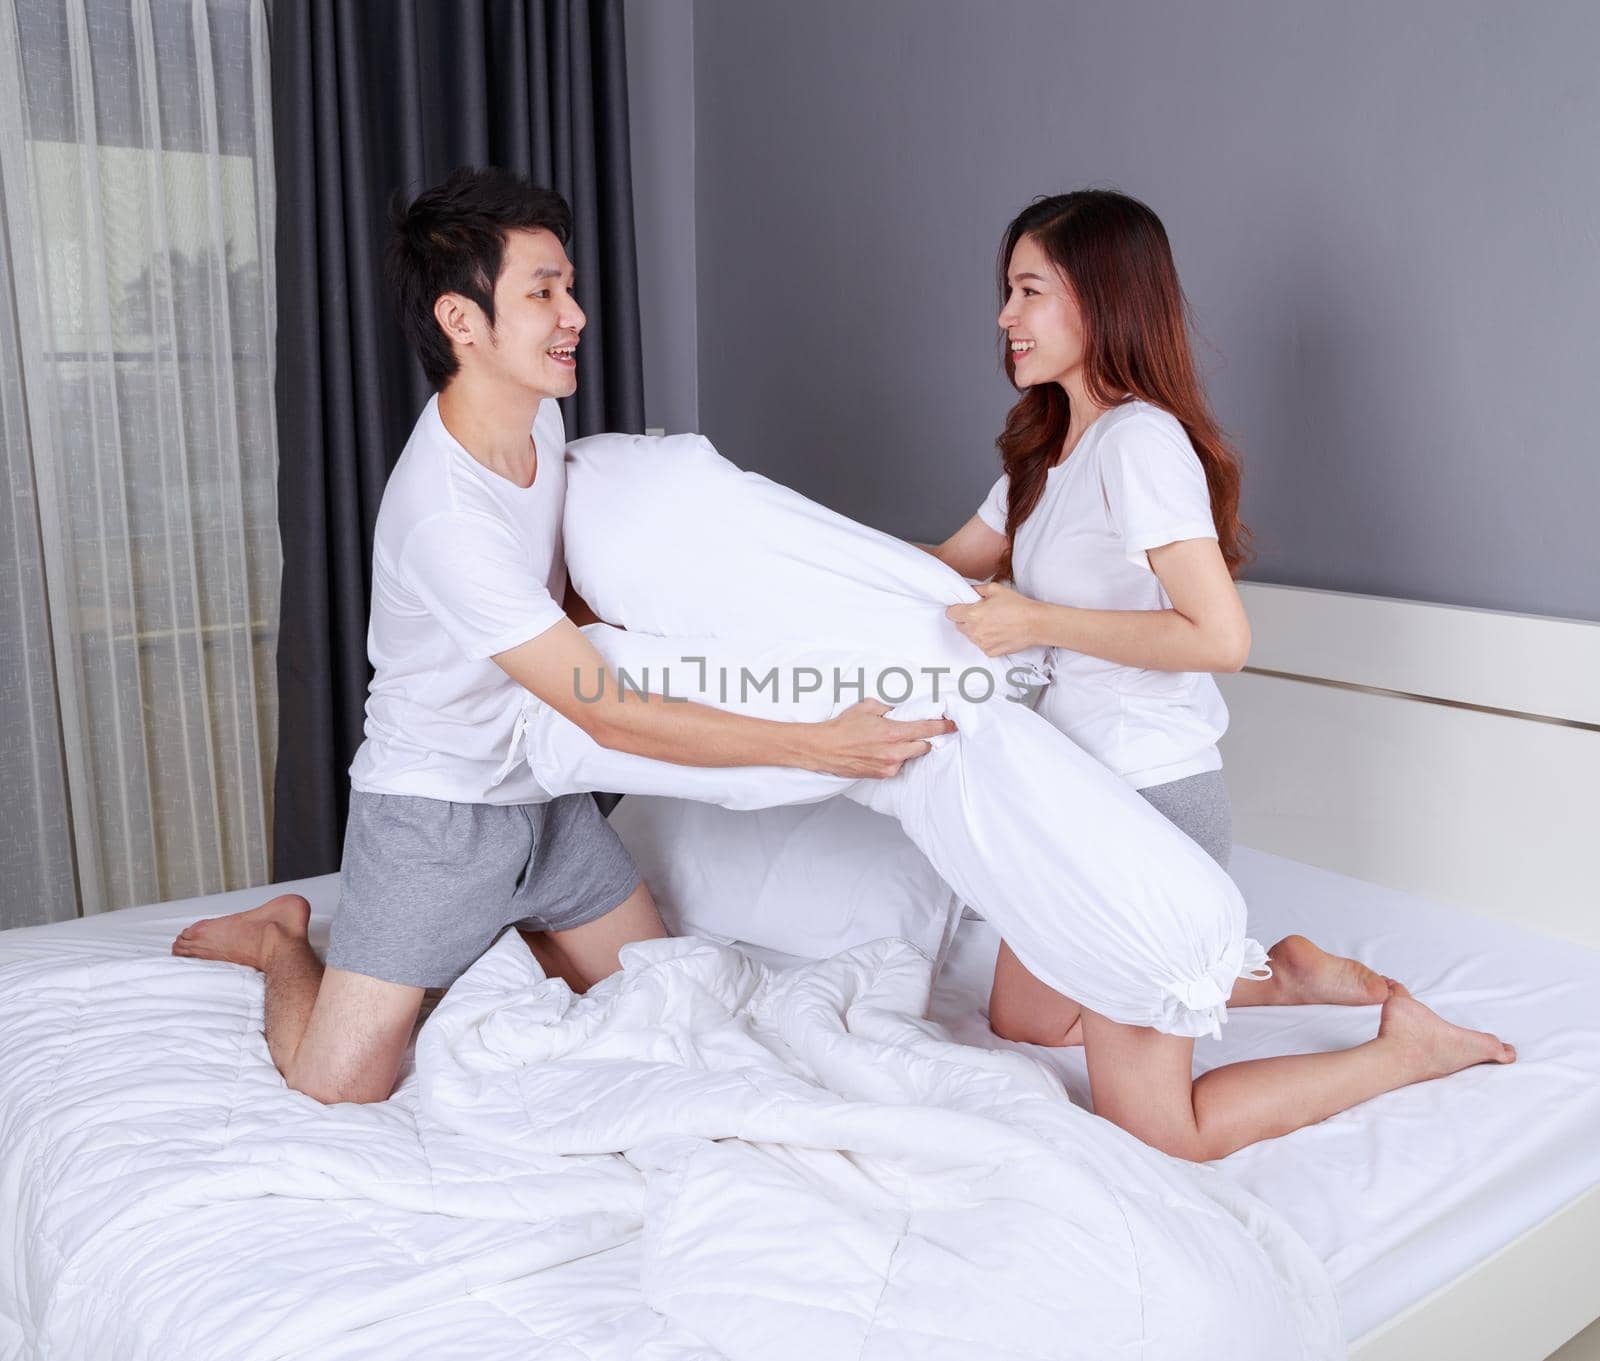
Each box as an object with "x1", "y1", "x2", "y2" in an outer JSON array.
[
  {"x1": 0, "y1": 927, "x2": 1341, "y2": 1360},
  {"x1": 514, "y1": 432, "x2": 1264, "y2": 1037}
]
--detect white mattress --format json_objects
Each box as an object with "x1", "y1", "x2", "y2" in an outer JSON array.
[
  {"x1": 3, "y1": 846, "x2": 1598, "y2": 1348},
  {"x1": 932, "y1": 847, "x2": 1600, "y2": 1343}
]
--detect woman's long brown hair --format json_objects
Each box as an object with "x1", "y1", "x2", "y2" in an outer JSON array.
[{"x1": 994, "y1": 191, "x2": 1252, "y2": 581}]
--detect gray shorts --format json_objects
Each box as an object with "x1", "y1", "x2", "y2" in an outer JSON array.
[
  {"x1": 326, "y1": 791, "x2": 642, "y2": 988},
  {"x1": 1138, "y1": 769, "x2": 1233, "y2": 870}
]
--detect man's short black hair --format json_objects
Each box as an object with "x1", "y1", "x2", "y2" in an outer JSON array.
[{"x1": 385, "y1": 166, "x2": 573, "y2": 389}]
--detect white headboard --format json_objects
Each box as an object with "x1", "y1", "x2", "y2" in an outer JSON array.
[{"x1": 1218, "y1": 583, "x2": 1600, "y2": 949}]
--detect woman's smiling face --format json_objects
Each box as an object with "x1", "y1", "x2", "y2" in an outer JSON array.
[{"x1": 997, "y1": 233, "x2": 1086, "y2": 389}]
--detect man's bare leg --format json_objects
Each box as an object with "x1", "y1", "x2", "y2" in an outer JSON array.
[
  {"x1": 172, "y1": 894, "x2": 423, "y2": 1104},
  {"x1": 989, "y1": 934, "x2": 1393, "y2": 1048},
  {"x1": 1081, "y1": 982, "x2": 1514, "y2": 1161},
  {"x1": 519, "y1": 881, "x2": 668, "y2": 992},
  {"x1": 173, "y1": 894, "x2": 319, "y2": 1068}
]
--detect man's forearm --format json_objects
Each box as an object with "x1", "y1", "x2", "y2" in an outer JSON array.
[
  {"x1": 582, "y1": 687, "x2": 820, "y2": 769},
  {"x1": 495, "y1": 619, "x2": 949, "y2": 784}
]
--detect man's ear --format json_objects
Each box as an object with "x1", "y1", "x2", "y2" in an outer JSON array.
[{"x1": 433, "y1": 292, "x2": 479, "y2": 354}]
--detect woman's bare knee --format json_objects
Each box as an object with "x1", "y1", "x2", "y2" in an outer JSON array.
[
  {"x1": 1099, "y1": 1105, "x2": 1211, "y2": 1161},
  {"x1": 987, "y1": 1004, "x2": 1036, "y2": 1044},
  {"x1": 988, "y1": 999, "x2": 1077, "y2": 1046},
  {"x1": 988, "y1": 943, "x2": 1082, "y2": 1046},
  {"x1": 1080, "y1": 1011, "x2": 1211, "y2": 1157}
]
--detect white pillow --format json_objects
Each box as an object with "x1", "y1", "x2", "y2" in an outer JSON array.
[{"x1": 607, "y1": 795, "x2": 962, "y2": 971}]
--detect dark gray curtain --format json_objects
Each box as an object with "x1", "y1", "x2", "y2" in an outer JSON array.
[{"x1": 270, "y1": 0, "x2": 644, "y2": 880}]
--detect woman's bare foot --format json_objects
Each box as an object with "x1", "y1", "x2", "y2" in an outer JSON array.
[
  {"x1": 1244, "y1": 934, "x2": 1391, "y2": 1008},
  {"x1": 1380, "y1": 981, "x2": 1516, "y2": 1080},
  {"x1": 171, "y1": 894, "x2": 311, "y2": 972}
]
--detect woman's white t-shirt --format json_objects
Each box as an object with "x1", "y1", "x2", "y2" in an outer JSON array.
[
  {"x1": 975, "y1": 399, "x2": 1229, "y2": 790},
  {"x1": 347, "y1": 394, "x2": 569, "y2": 805}
]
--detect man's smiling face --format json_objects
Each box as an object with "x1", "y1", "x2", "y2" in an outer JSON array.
[{"x1": 450, "y1": 227, "x2": 586, "y2": 400}]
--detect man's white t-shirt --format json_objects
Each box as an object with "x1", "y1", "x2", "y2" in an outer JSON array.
[
  {"x1": 976, "y1": 399, "x2": 1229, "y2": 790},
  {"x1": 348, "y1": 394, "x2": 568, "y2": 805}
]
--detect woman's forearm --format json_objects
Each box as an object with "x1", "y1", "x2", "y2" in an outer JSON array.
[{"x1": 1030, "y1": 600, "x2": 1248, "y2": 673}]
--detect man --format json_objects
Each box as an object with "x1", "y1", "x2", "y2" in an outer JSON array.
[{"x1": 172, "y1": 167, "x2": 951, "y2": 1104}]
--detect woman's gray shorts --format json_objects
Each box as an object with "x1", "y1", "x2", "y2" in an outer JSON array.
[
  {"x1": 1138, "y1": 769, "x2": 1233, "y2": 870},
  {"x1": 326, "y1": 791, "x2": 642, "y2": 988}
]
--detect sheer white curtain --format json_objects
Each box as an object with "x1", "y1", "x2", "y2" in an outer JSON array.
[{"x1": 0, "y1": 0, "x2": 279, "y2": 926}]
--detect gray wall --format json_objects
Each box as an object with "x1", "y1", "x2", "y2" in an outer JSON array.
[
  {"x1": 624, "y1": 0, "x2": 698, "y2": 434},
  {"x1": 671, "y1": 0, "x2": 1600, "y2": 622}
]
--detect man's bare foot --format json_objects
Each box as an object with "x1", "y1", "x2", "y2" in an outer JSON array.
[
  {"x1": 1380, "y1": 981, "x2": 1516, "y2": 1080},
  {"x1": 172, "y1": 894, "x2": 311, "y2": 972},
  {"x1": 1253, "y1": 934, "x2": 1391, "y2": 1007}
]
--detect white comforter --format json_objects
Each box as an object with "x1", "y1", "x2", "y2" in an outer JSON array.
[{"x1": 0, "y1": 926, "x2": 1341, "y2": 1360}]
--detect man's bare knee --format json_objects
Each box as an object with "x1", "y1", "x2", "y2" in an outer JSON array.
[
  {"x1": 280, "y1": 1032, "x2": 407, "y2": 1105},
  {"x1": 279, "y1": 968, "x2": 422, "y2": 1106},
  {"x1": 283, "y1": 1061, "x2": 397, "y2": 1106}
]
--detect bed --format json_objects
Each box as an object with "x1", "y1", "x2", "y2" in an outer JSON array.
[
  {"x1": 2, "y1": 582, "x2": 1597, "y2": 1359},
  {"x1": 1215, "y1": 582, "x2": 1600, "y2": 1360}
]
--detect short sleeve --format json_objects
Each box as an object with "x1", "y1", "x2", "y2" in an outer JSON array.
[
  {"x1": 976, "y1": 473, "x2": 1010, "y2": 534},
  {"x1": 1098, "y1": 414, "x2": 1218, "y2": 569},
  {"x1": 399, "y1": 512, "x2": 566, "y2": 660}
]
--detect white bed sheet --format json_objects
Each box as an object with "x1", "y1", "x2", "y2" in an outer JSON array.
[
  {"x1": 930, "y1": 846, "x2": 1600, "y2": 1343},
  {"x1": 2, "y1": 846, "x2": 1597, "y2": 1350}
]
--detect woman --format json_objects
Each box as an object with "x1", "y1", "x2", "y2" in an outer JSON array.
[{"x1": 932, "y1": 191, "x2": 1512, "y2": 1158}]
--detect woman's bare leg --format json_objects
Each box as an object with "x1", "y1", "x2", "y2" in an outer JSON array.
[
  {"x1": 989, "y1": 941, "x2": 1086, "y2": 1045},
  {"x1": 1228, "y1": 934, "x2": 1389, "y2": 1007},
  {"x1": 1079, "y1": 982, "x2": 1515, "y2": 1161},
  {"x1": 988, "y1": 933, "x2": 1391, "y2": 1048}
]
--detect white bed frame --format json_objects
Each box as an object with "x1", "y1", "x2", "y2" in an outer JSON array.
[{"x1": 1219, "y1": 582, "x2": 1600, "y2": 1361}]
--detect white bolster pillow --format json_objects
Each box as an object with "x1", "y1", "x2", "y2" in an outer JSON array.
[{"x1": 517, "y1": 433, "x2": 1263, "y2": 1037}]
